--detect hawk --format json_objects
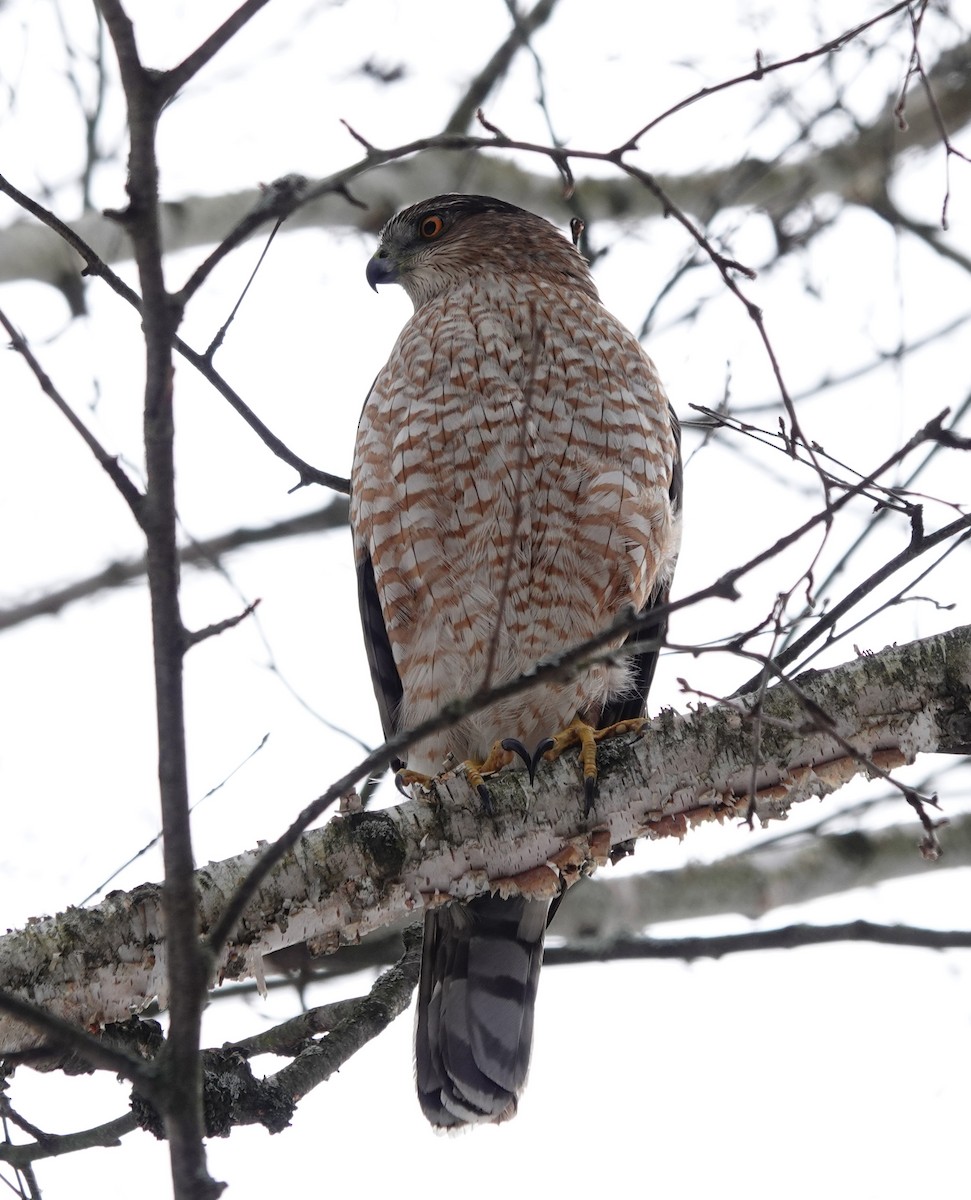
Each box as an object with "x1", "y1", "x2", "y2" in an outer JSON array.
[{"x1": 351, "y1": 194, "x2": 682, "y2": 1127}]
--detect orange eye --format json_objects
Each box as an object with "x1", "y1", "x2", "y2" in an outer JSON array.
[{"x1": 418, "y1": 214, "x2": 444, "y2": 239}]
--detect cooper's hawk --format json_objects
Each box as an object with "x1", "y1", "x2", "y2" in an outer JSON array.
[{"x1": 351, "y1": 194, "x2": 682, "y2": 1127}]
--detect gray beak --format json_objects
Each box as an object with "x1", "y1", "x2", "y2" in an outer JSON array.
[{"x1": 366, "y1": 251, "x2": 399, "y2": 291}]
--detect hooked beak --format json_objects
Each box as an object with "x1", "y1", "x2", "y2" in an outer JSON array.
[{"x1": 366, "y1": 251, "x2": 399, "y2": 291}]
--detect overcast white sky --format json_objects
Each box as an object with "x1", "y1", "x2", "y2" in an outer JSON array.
[{"x1": 1, "y1": 2, "x2": 970, "y2": 1197}]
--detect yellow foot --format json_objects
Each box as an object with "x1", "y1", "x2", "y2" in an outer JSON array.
[
  {"x1": 394, "y1": 767, "x2": 432, "y2": 798},
  {"x1": 540, "y1": 716, "x2": 646, "y2": 815},
  {"x1": 460, "y1": 740, "x2": 516, "y2": 815}
]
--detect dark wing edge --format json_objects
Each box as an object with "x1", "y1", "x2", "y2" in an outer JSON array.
[
  {"x1": 357, "y1": 547, "x2": 404, "y2": 756},
  {"x1": 597, "y1": 581, "x2": 671, "y2": 727},
  {"x1": 599, "y1": 403, "x2": 683, "y2": 728}
]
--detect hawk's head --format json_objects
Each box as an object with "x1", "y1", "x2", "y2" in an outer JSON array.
[{"x1": 366, "y1": 193, "x2": 595, "y2": 308}]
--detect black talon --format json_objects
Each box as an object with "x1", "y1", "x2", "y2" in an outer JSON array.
[
  {"x1": 528, "y1": 737, "x2": 556, "y2": 783},
  {"x1": 583, "y1": 775, "x2": 598, "y2": 817},
  {"x1": 476, "y1": 782, "x2": 495, "y2": 816},
  {"x1": 394, "y1": 772, "x2": 411, "y2": 798},
  {"x1": 501, "y1": 737, "x2": 534, "y2": 772}
]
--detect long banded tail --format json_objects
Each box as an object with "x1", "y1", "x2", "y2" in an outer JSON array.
[{"x1": 415, "y1": 895, "x2": 549, "y2": 1127}]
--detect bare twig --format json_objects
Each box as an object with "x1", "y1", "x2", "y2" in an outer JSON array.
[
  {"x1": 621, "y1": 2, "x2": 915, "y2": 147},
  {"x1": 183, "y1": 599, "x2": 260, "y2": 649},
  {"x1": 0, "y1": 500, "x2": 349, "y2": 634},
  {"x1": 160, "y1": 0, "x2": 274, "y2": 102},
  {"x1": 0, "y1": 306, "x2": 145, "y2": 520},
  {"x1": 894, "y1": 0, "x2": 971, "y2": 228},
  {"x1": 548, "y1": 921, "x2": 971, "y2": 963},
  {"x1": 0, "y1": 1114, "x2": 137, "y2": 1170},
  {"x1": 734, "y1": 512, "x2": 971, "y2": 694},
  {"x1": 175, "y1": 174, "x2": 311, "y2": 309},
  {"x1": 0, "y1": 171, "x2": 348, "y2": 493},
  {"x1": 445, "y1": 0, "x2": 561, "y2": 133},
  {"x1": 78, "y1": 734, "x2": 271, "y2": 906}
]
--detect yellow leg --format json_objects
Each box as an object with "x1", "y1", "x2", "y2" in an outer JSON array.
[
  {"x1": 396, "y1": 742, "x2": 514, "y2": 813},
  {"x1": 541, "y1": 715, "x2": 646, "y2": 814},
  {"x1": 461, "y1": 739, "x2": 515, "y2": 814}
]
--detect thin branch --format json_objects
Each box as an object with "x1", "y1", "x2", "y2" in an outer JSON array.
[
  {"x1": 791, "y1": 530, "x2": 968, "y2": 671},
  {"x1": 0, "y1": 499, "x2": 349, "y2": 634},
  {"x1": 183, "y1": 599, "x2": 260, "y2": 649},
  {"x1": 130, "y1": 928, "x2": 422, "y2": 1143},
  {"x1": 895, "y1": 0, "x2": 971, "y2": 228},
  {"x1": 611, "y1": 156, "x2": 823, "y2": 471},
  {"x1": 79, "y1": 735, "x2": 271, "y2": 906},
  {"x1": 227, "y1": 999, "x2": 368, "y2": 1058},
  {"x1": 735, "y1": 512, "x2": 971, "y2": 695},
  {"x1": 622, "y1": 2, "x2": 916, "y2": 146},
  {"x1": 51, "y1": 0, "x2": 109, "y2": 215},
  {"x1": 174, "y1": 174, "x2": 310, "y2": 310},
  {"x1": 262, "y1": 925, "x2": 421, "y2": 1108},
  {"x1": 0, "y1": 171, "x2": 347, "y2": 493},
  {"x1": 0, "y1": 306, "x2": 145, "y2": 521},
  {"x1": 547, "y1": 921, "x2": 971, "y2": 964},
  {"x1": 445, "y1": 0, "x2": 561, "y2": 133},
  {"x1": 772, "y1": 391, "x2": 971, "y2": 661},
  {"x1": 173, "y1": 334, "x2": 349, "y2": 492},
  {"x1": 728, "y1": 315, "x2": 971, "y2": 417},
  {"x1": 160, "y1": 0, "x2": 273, "y2": 101},
  {"x1": 4, "y1": 25, "x2": 971, "y2": 300},
  {"x1": 690, "y1": 403, "x2": 924, "y2": 510},
  {"x1": 0, "y1": 1115, "x2": 137, "y2": 1170}
]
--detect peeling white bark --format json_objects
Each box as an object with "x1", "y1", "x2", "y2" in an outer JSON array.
[{"x1": 1, "y1": 624, "x2": 968, "y2": 1053}]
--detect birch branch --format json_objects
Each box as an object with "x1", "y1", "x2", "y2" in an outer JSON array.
[
  {"x1": 1, "y1": 623, "x2": 969, "y2": 1054},
  {"x1": 261, "y1": 807, "x2": 971, "y2": 982}
]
